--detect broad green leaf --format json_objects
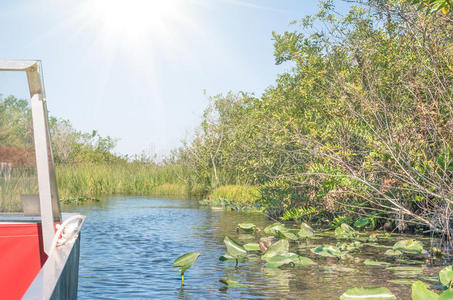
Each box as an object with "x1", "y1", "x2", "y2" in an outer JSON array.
[
  {"x1": 439, "y1": 265, "x2": 453, "y2": 288},
  {"x1": 340, "y1": 287, "x2": 396, "y2": 299},
  {"x1": 237, "y1": 223, "x2": 256, "y2": 233},
  {"x1": 354, "y1": 218, "x2": 370, "y2": 228},
  {"x1": 173, "y1": 252, "x2": 200, "y2": 274},
  {"x1": 384, "y1": 249, "x2": 402, "y2": 256},
  {"x1": 262, "y1": 239, "x2": 289, "y2": 260},
  {"x1": 311, "y1": 245, "x2": 348, "y2": 258},
  {"x1": 411, "y1": 281, "x2": 439, "y2": 300},
  {"x1": 278, "y1": 228, "x2": 299, "y2": 240},
  {"x1": 298, "y1": 222, "x2": 314, "y2": 238},
  {"x1": 393, "y1": 239, "x2": 425, "y2": 255},
  {"x1": 439, "y1": 290, "x2": 453, "y2": 300},
  {"x1": 335, "y1": 223, "x2": 358, "y2": 240},
  {"x1": 224, "y1": 236, "x2": 247, "y2": 258},
  {"x1": 243, "y1": 243, "x2": 260, "y2": 251},
  {"x1": 264, "y1": 222, "x2": 285, "y2": 235}
]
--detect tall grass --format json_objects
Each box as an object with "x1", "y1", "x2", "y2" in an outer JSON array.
[
  {"x1": 56, "y1": 162, "x2": 188, "y2": 203},
  {"x1": 209, "y1": 185, "x2": 260, "y2": 204},
  {"x1": 0, "y1": 168, "x2": 38, "y2": 212}
]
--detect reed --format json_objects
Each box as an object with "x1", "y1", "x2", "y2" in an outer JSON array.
[
  {"x1": 56, "y1": 162, "x2": 188, "y2": 203},
  {"x1": 209, "y1": 185, "x2": 260, "y2": 204}
]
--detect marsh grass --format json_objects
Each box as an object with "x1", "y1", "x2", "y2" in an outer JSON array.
[
  {"x1": 56, "y1": 163, "x2": 188, "y2": 203},
  {"x1": 0, "y1": 168, "x2": 38, "y2": 212}
]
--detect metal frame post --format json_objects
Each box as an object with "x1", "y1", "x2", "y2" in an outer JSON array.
[{"x1": 0, "y1": 60, "x2": 61, "y2": 254}]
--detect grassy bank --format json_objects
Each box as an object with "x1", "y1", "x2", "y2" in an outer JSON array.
[
  {"x1": 200, "y1": 185, "x2": 261, "y2": 210},
  {"x1": 56, "y1": 163, "x2": 188, "y2": 203}
]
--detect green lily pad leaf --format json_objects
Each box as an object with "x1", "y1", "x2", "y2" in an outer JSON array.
[
  {"x1": 354, "y1": 217, "x2": 370, "y2": 228},
  {"x1": 262, "y1": 239, "x2": 289, "y2": 260},
  {"x1": 393, "y1": 239, "x2": 425, "y2": 255},
  {"x1": 173, "y1": 252, "x2": 200, "y2": 274},
  {"x1": 337, "y1": 241, "x2": 363, "y2": 251},
  {"x1": 387, "y1": 279, "x2": 417, "y2": 285},
  {"x1": 311, "y1": 245, "x2": 348, "y2": 258},
  {"x1": 237, "y1": 223, "x2": 256, "y2": 233},
  {"x1": 243, "y1": 243, "x2": 260, "y2": 251},
  {"x1": 264, "y1": 223, "x2": 285, "y2": 235},
  {"x1": 264, "y1": 253, "x2": 316, "y2": 268},
  {"x1": 411, "y1": 281, "x2": 439, "y2": 300},
  {"x1": 439, "y1": 265, "x2": 453, "y2": 288},
  {"x1": 384, "y1": 249, "x2": 402, "y2": 256},
  {"x1": 335, "y1": 223, "x2": 358, "y2": 240},
  {"x1": 340, "y1": 287, "x2": 396, "y2": 299},
  {"x1": 278, "y1": 228, "x2": 299, "y2": 240},
  {"x1": 364, "y1": 259, "x2": 391, "y2": 267},
  {"x1": 224, "y1": 236, "x2": 247, "y2": 258},
  {"x1": 219, "y1": 277, "x2": 248, "y2": 287},
  {"x1": 294, "y1": 256, "x2": 316, "y2": 266},
  {"x1": 439, "y1": 290, "x2": 453, "y2": 300},
  {"x1": 298, "y1": 223, "x2": 314, "y2": 238}
]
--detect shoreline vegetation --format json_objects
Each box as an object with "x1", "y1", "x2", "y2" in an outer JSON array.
[{"x1": 1, "y1": 1, "x2": 452, "y2": 247}]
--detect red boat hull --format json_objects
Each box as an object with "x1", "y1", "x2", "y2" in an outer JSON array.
[{"x1": 0, "y1": 223, "x2": 49, "y2": 300}]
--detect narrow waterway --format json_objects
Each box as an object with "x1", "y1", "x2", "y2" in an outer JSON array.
[{"x1": 72, "y1": 196, "x2": 442, "y2": 299}]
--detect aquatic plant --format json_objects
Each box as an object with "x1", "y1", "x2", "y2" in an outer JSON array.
[
  {"x1": 172, "y1": 252, "x2": 200, "y2": 284},
  {"x1": 335, "y1": 224, "x2": 358, "y2": 240},
  {"x1": 311, "y1": 245, "x2": 348, "y2": 258},
  {"x1": 340, "y1": 287, "x2": 396, "y2": 299},
  {"x1": 393, "y1": 239, "x2": 425, "y2": 255},
  {"x1": 261, "y1": 239, "x2": 289, "y2": 260},
  {"x1": 223, "y1": 236, "x2": 247, "y2": 266},
  {"x1": 298, "y1": 223, "x2": 314, "y2": 239},
  {"x1": 237, "y1": 223, "x2": 256, "y2": 233}
]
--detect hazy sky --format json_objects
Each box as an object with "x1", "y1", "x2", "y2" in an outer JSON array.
[{"x1": 0, "y1": 0, "x2": 350, "y2": 156}]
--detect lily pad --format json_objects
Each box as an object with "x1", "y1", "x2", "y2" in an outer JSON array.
[
  {"x1": 311, "y1": 245, "x2": 348, "y2": 258},
  {"x1": 384, "y1": 249, "x2": 402, "y2": 256},
  {"x1": 262, "y1": 239, "x2": 289, "y2": 260},
  {"x1": 173, "y1": 252, "x2": 200, "y2": 274},
  {"x1": 224, "y1": 236, "x2": 247, "y2": 258},
  {"x1": 340, "y1": 287, "x2": 396, "y2": 299},
  {"x1": 354, "y1": 217, "x2": 370, "y2": 228},
  {"x1": 363, "y1": 259, "x2": 391, "y2": 267},
  {"x1": 411, "y1": 281, "x2": 439, "y2": 300},
  {"x1": 278, "y1": 228, "x2": 300, "y2": 240},
  {"x1": 243, "y1": 243, "x2": 260, "y2": 252},
  {"x1": 264, "y1": 253, "x2": 316, "y2": 268},
  {"x1": 393, "y1": 239, "x2": 425, "y2": 255},
  {"x1": 298, "y1": 223, "x2": 314, "y2": 238},
  {"x1": 335, "y1": 223, "x2": 358, "y2": 240},
  {"x1": 439, "y1": 265, "x2": 453, "y2": 288},
  {"x1": 237, "y1": 223, "x2": 256, "y2": 233},
  {"x1": 264, "y1": 223, "x2": 285, "y2": 235},
  {"x1": 439, "y1": 290, "x2": 453, "y2": 299}
]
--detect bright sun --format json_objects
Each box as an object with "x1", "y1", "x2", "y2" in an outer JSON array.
[{"x1": 82, "y1": 0, "x2": 186, "y2": 44}]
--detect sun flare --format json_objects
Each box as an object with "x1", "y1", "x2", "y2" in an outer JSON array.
[{"x1": 82, "y1": 0, "x2": 186, "y2": 43}]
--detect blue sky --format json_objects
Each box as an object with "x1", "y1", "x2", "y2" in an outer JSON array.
[{"x1": 0, "y1": 0, "x2": 350, "y2": 156}]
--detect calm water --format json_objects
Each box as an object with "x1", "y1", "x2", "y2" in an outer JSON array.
[{"x1": 71, "y1": 196, "x2": 442, "y2": 299}]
